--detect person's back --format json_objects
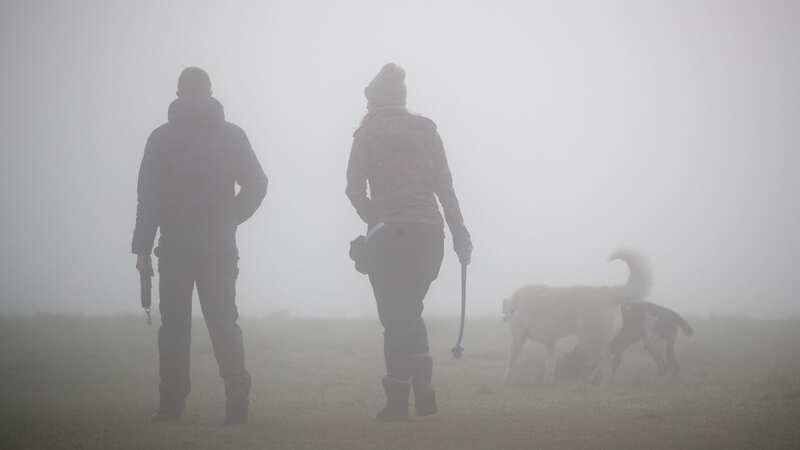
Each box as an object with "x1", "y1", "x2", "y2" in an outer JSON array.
[
  {"x1": 347, "y1": 102, "x2": 469, "y2": 248},
  {"x1": 351, "y1": 109, "x2": 443, "y2": 225},
  {"x1": 132, "y1": 67, "x2": 267, "y2": 425},
  {"x1": 133, "y1": 88, "x2": 266, "y2": 258}
]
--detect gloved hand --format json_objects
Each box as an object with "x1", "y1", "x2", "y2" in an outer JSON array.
[
  {"x1": 456, "y1": 244, "x2": 472, "y2": 266},
  {"x1": 136, "y1": 254, "x2": 154, "y2": 277},
  {"x1": 454, "y1": 236, "x2": 472, "y2": 266},
  {"x1": 453, "y1": 227, "x2": 472, "y2": 266}
]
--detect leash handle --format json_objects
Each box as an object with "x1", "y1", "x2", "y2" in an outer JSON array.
[
  {"x1": 140, "y1": 273, "x2": 152, "y2": 325},
  {"x1": 452, "y1": 263, "x2": 467, "y2": 358}
]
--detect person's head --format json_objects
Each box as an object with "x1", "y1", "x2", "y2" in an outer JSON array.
[
  {"x1": 364, "y1": 63, "x2": 406, "y2": 110},
  {"x1": 177, "y1": 67, "x2": 212, "y2": 98}
]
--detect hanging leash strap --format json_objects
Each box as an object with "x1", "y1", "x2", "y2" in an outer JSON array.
[
  {"x1": 451, "y1": 262, "x2": 467, "y2": 358},
  {"x1": 140, "y1": 271, "x2": 152, "y2": 325},
  {"x1": 366, "y1": 222, "x2": 385, "y2": 240}
]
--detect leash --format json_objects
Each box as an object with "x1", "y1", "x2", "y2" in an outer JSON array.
[
  {"x1": 366, "y1": 222, "x2": 385, "y2": 240},
  {"x1": 140, "y1": 271, "x2": 152, "y2": 325},
  {"x1": 451, "y1": 263, "x2": 467, "y2": 358}
]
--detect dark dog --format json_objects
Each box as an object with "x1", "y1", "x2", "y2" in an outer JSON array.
[{"x1": 593, "y1": 301, "x2": 693, "y2": 383}]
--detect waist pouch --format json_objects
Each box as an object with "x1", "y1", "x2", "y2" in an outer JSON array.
[{"x1": 349, "y1": 223, "x2": 385, "y2": 275}]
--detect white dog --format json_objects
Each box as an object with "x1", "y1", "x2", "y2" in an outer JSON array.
[{"x1": 502, "y1": 250, "x2": 651, "y2": 384}]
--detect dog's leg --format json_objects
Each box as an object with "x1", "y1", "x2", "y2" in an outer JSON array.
[
  {"x1": 590, "y1": 355, "x2": 606, "y2": 385},
  {"x1": 594, "y1": 321, "x2": 634, "y2": 386},
  {"x1": 665, "y1": 339, "x2": 680, "y2": 379},
  {"x1": 611, "y1": 352, "x2": 622, "y2": 378},
  {"x1": 644, "y1": 338, "x2": 666, "y2": 375},
  {"x1": 592, "y1": 350, "x2": 621, "y2": 386},
  {"x1": 504, "y1": 330, "x2": 525, "y2": 385},
  {"x1": 542, "y1": 342, "x2": 557, "y2": 385},
  {"x1": 591, "y1": 347, "x2": 622, "y2": 386}
]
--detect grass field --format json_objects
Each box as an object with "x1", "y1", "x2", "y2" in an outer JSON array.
[{"x1": 1, "y1": 314, "x2": 799, "y2": 449}]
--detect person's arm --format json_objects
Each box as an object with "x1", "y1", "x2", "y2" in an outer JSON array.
[
  {"x1": 345, "y1": 130, "x2": 375, "y2": 225},
  {"x1": 232, "y1": 127, "x2": 268, "y2": 225},
  {"x1": 432, "y1": 130, "x2": 472, "y2": 264},
  {"x1": 131, "y1": 131, "x2": 161, "y2": 257}
]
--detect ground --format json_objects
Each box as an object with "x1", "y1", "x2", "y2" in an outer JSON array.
[{"x1": 1, "y1": 315, "x2": 799, "y2": 449}]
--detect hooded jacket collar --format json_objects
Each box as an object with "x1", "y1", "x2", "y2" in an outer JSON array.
[{"x1": 168, "y1": 96, "x2": 225, "y2": 125}]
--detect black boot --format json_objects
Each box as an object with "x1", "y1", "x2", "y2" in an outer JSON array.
[
  {"x1": 151, "y1": 399, "x2": 184, "y2": 423},
  {"x1": 411, "y1": 354, "x2": 437, "y2": 416},
  {"x1": 151, "y1": 409, "x2": 181, "y2": 424},
  {"x1": 376, "y1": 376, "x2": 411, "y2": 422},
  {"x1": 223, "y1": 374, "x2": 251, "y2": 425}
]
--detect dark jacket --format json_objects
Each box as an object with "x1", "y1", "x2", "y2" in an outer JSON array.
[
  {"x1": 346, "y1": 108, "x2": 470, "y2": 251},
  {"x1": 132, "y1": 97, "x2": 267, "y2": 257}
]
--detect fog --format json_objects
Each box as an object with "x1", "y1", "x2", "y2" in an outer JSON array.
[{"x1": 1, "y1": 0, "x2": 797, "y2": 318}]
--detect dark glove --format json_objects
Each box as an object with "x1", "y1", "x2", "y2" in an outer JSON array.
[
  {"x1": 136, "y1": 254, "x2": 154, "y2": 277},
  {"x1": 453, "y1": 231, "x2": 472, "y2": 266}
]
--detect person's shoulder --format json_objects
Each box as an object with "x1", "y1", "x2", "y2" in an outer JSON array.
[
  {"x1": 220, "y1": 120, "x2": 245, "y2": 134},
  {"x1": 219, "y1": 121, "x2": 250, "y2": 141},
  {"x1": 145, "y1": 123, "x2": 171, "y2": 147},
  {"x1": 149, "y1": 122, "x2": 169, "y2": 137},
  {"x1": 353, "y1": 122, "x2": 367, "y2": 139},
  {"x1": 382, "y1": 111, "x2": 437, "y2": 135},
  {"x1": 354, "y1": 110, "x2": 437, "y2": 138},
  {"x1": 404, "y1": 113, "x2": 437, "y2": 131}
]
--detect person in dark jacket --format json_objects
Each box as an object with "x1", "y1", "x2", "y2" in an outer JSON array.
[
  {"x1": 346, "y1": 63, "x2": 472, "y2": 421},
  {"x1": 132, "y1": 67, "x2": 267, "y2": 425}
]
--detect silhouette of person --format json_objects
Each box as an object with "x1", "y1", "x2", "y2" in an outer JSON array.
[
  {"x1": 132, "y1": 67, "x2": 267, "y2": 424},
  {"x1": 346, "y1": 63, "x2": 472, "y2": 421}
]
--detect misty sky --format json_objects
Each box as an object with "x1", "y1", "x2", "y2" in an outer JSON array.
[{"x1": 0, "y1": 0, "x2": 797, "y2": 318}]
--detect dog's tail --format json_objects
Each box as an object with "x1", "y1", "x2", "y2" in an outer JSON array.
[{"x1": 609, "y1": 249, "x2": 652, "y2": 301}]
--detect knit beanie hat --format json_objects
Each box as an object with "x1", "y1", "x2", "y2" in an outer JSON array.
[{"x1": 364, "y1": 63, "x2": 406, "y2": 110}]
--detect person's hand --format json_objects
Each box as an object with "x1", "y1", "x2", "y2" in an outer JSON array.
[
  {"x1": 453, "y1": 229, "x2": 472, "y2": 266},
  {"x1": 136, "y1": 254, "x2": 153, "y2": 277},
  {"x1": 455, "y1": 243, "x2": 472, "y2": 266}
]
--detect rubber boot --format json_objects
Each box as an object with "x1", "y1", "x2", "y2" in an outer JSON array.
[
  {"x1": 223, "y1": 374, "x2": 251, "y2": 425},
  {"x1": 411, "y1": 354, "x2": 437, "y2": 416},
  {"x1": 151, "y1": 398, "x2": 184, "y2": 423},
  {"x1": 376, "y1": 376, "x2": 411, "y2": 422}
]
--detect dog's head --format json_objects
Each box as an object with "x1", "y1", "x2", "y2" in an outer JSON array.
[{"x1": 502, "y1": 298, "x2": 515, "y2": 322}]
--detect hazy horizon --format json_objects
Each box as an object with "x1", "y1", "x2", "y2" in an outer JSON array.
[{"x1": 1, "y1": 0, "x2": 798, "y2": 318}]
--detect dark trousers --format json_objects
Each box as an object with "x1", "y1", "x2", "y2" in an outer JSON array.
[
  {"x1": 368, "y1": 223, "x2": 444, "y2": 380},
  {"x1": 157, "y1": 252, "x2": 251, "y2": 412}
]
